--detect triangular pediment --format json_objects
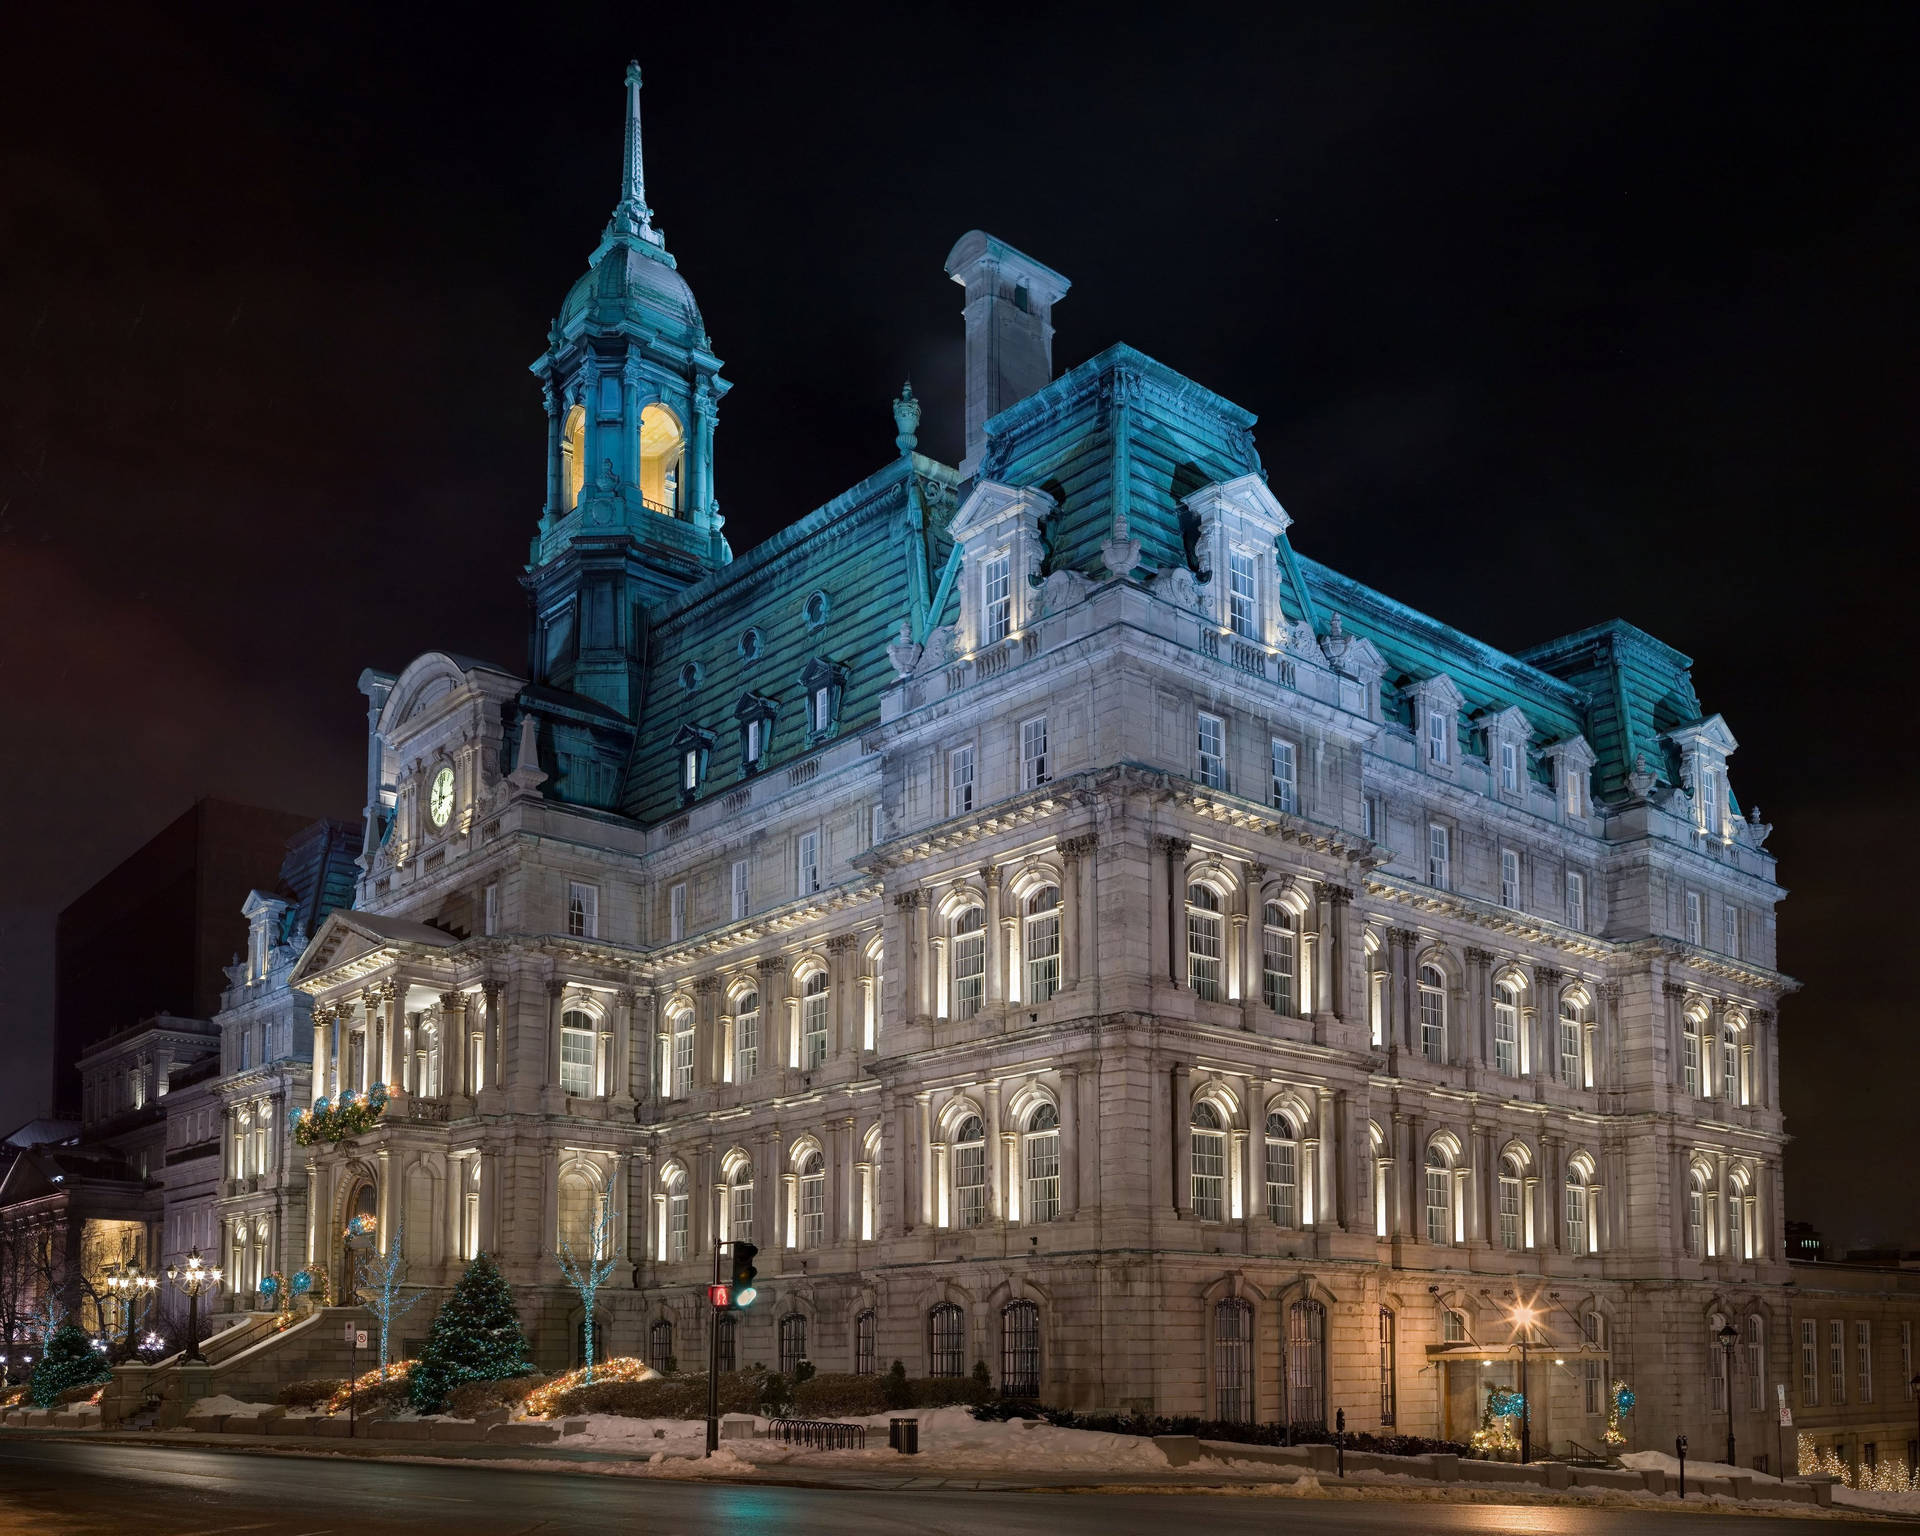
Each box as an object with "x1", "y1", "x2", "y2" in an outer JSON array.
[{"x1": 289, "y1": 909, "x2": 460, "y2": 992}]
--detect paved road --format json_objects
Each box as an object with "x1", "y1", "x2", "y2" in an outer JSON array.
[{"x1": 0, "y1": 1438, "x2": 1867, "y2": 1534}]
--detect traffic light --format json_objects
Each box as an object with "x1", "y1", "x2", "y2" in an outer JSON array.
[{"x1": 730, "y1": 1242, "x2": 758, "y2": 1308}]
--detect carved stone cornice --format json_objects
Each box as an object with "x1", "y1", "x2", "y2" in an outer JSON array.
[
  {"x1": 1152, "y1": 836, "x2": 1191, "y2": 858},
  {"x1": 893, "y1": 889, "x2": 926, "y2": 910},
  {"x1": 826, "y1": 933, "x2": 858, "y2": 957},
  {"x1": 756, "y1": 955, "x2": 786, "y2": 979},
  {"x1": 616, "y1": 987, "x2": 638, "y2": 1008},
  {"x1": 1463, "y1": 946, "x2": 1498, "y2": 966},
  {"x1": 1059, "y1": 835, "x2": 1098, "y2": 859},
  {"x1": 1387, "y1": 927, "x2": 1420, "y2": 951},
  {"x1": 1662, "y1": 981, "x2": 1691, "y2": 1000},
  {"x1": 694, "y1": 976, "x2": 721, "y2": 996}
]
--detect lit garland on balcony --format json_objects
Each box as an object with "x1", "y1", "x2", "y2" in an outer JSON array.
[
  {"x1": 522, "y1": 1357, "x2": 656, "y2": 1419},
  {"x1": 292, "y1": 1084, "x2": 389, "y2": 1146}
]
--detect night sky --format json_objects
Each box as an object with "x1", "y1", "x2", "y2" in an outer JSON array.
[{"x1": 3, "y1": 5, "x2": 1914, "y2": 1246}]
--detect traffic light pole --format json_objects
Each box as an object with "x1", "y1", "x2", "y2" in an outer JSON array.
[{"x1": 706, "y1": 1238, "x2": 725, "y2": 1457}]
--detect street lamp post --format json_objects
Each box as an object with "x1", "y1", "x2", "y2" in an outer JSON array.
[
  {"x1": 165, "y1": 1248, "x2": 222, "y2": 1364},
  {"x1": 107, "y1": 1264, "x2": 158, "y2": 1355},
  {"x1": 1909, "y1": 1374, "x2": 1919, "y2": 1489},
  {"x1": 1512, "y1": 1303, "x2": 1537, "y2": 1464},
  {"x1": 1719, "y1": 1322, "x2": 1739, "y2": 1471}
]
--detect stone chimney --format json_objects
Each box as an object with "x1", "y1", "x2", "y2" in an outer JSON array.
[{"x1": 943, "y1": 231, "x2": 1071, "y2": 478}]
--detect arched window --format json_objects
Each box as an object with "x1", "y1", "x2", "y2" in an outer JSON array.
[
  {"x1": 734, "y1": 989, "x2": 760, "y2": 1081},
  {"x1": 929, "y1": 1302, "x2": 965, "y2": 1378},
  {"x1": 1498, "y1": 1153, "x2": 1525, "y2": 1251},
  {"x1": 1002, "y1": 1300, "x2": 1041, "y2": 1398},
  {"x1": 1745, "y1": 1314, "x2": 1765, "y2": 1410},
  {"x1": 1024, "y1": 886, "x2": 1061, "y2": 1003},
  {"x1": 1262, "y1": 902, "x2": 1297, "y2": 1015},
  {"x1": 1582, "y1": 1311, "x2": 1607, "y2": 1413},
  {"x1": 416, "y1": 1018, "x2": 440, "y2": 1097},
  {"x1": 951, "y1": 905, "x2": 986, "y2": 1018},
  {"x1": 668, "y1": 1007, "x2": 694, "y2": 1098},
  {"x1": 1264, "y1": 1112, "x2": 1299, "y2": 1228},
  {"x1": 729, "y1": 1162, "x2": 754, "y2": 1244},
  {"x1": 854, "y1": 1308, "x2": 877, "y2": 1376},
  {"x1": 1214, "y1": 1298, "x2": 1253, "y2": 1422},
  {"x1": 953, "y1": 1116, "x2": 987, "y2": 1228},
  {"x1": 1687, "y1": 1167, "x2": 1708, "y2": 1257},
  {"x1": 559, "y1": 1167, "x2": 599, "y2": 1257},
  {"x1": 1559, "y1": 996, "x2": 1586, "y2": 1086},
  {"x1": 798, "y1": 1151, "x2": 826, "y2": 1247},
  {"x1": 1566, "y1": 1155, "x2": 1594, "y2": 1254},
  {"x1": 801, "y1": 971, "x2": 829, "y2": 1068},
  {"x1": 1287, "y1": 1299, "x2": 1328, "y2": 1428},
  {"x1": 660, "y1": 1167, "x2": 688, "y2": 1263},
  {"x1": 1723, "y1": 1020, "x2": 1742, "y2": 1103},
  {"x1": 1418, "y1": 966, "x2": 1447, "y2": 1062},
  {"x1": 637, "y1": 402, "x2": 685, "y2": 515},
  {"x1": 1443, "y1": 1309, "x2": 1467, "y2": 1344},
  {"x1": 1378, "y1": 1307, "x2": 1397, "y2": 1426},
  {"x1": 1493, "y1": 981, "x2": 1521, "y2": 1076},
  {"x1": 648, "y1": 1317, "x2": 674, "y2": 1373},
  {"x1": 1728, "y1": 1171, "x2": 1746, "y2": 1259},
  {"x1": 1191, "y1": 1101, "x2": 1226, "y2": 1221},
  {"x1": 1023, "y1": 1103, "x2": 1060, "y2": 1223},
  {"x1": 1424, "y1": 1144, "x2": 1452, "y2": 1245},
  {"x1": 1187, "y1": 884, "x2": 1224, "y2": 1000},
  {"x1": 563, "y1": 403, "x2": 586, "y2": 510},
  {"x1": 561, "y1": 1008, "x2": 597, "y2": 1098},
  {"x1": 779, "y1": 1312, "x2": 807, "y2": 1376}
]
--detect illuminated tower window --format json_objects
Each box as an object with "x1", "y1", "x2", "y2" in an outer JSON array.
[{"x1": 638, "y1": 403, "x2": 685, "y2": 514}]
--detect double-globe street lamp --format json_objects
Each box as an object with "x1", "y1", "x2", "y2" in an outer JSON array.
[
  {"x1": 166, "y1": 1248, "x2": 223, "y2": 1363},
  {"x1": 1719, "y1": 1321, "x2": 1739, "y2": 1471},
  {"x1": 107, "y1": 1263, "x2": 158, "y2": 1355}
]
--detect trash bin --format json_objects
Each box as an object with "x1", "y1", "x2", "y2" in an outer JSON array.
[{"x1": 889, "y1": 1417, "x2": 919, "y2": 1454}]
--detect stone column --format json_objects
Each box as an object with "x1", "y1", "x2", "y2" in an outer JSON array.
[
  {"x1": 1388, "y1": 928, "x2": 1417, "y2": 1054},
  {"x1": 695, "y1": 977, "x2": 720, "y2": 1087},
  {"x1": 545, "y1": 979, "x2": 565, "y2": 1091},
  {"x1": 984, "y1": 1080, "x2": 1003, "y2": 1220},
  {"x1": 916, "y1": 1093, "x2": 934, "y2": 1228},
  {"x1": 440, "y1": 993, "x2": 468, "y2": 1097},
  {"x1": 478, "y1": 1147, "x2": 500, "y2": 1257},
  {"x1": 1316, "y1": 1087, "x2": 1337, "y2": 1230},
  {"x1": 1397, "y1": 1113, "x2": 1418, "y2": 1239},
  {"x1": 1059, "y1": 1066, "x2": 1081, "y2": 1217},
  {"x1": 828, "y1": 935, "x2": 857, "y2": 1054},
  {"x1": 1062, "y1": 837, "x2": 1095, "y2": 988},
  {"x1": 383, "y1": 987, "x2": 406, "y2": 1095},
  {"x1": 838, "y1": 1117, "x2": 858, "y2": 1243},
  {"x1": 310, "y1": 1009, "x2": 330, "y2": 1105},
  {"x1": 1173, "y1": 1064, "x2": 1193, "y2": 1216},
  {"x1": 757, "y1": 958, "x2": 786, "y2": 1078},
  {"x1": 1325, "y1": 885, "x2": 1353, "y2": 1022},
  {"x1": 375, "y1": 1147, "x2": 392, "y2": 1256},
  {"x1": 613, "y1": 988, "x2": 636, "y2": 1108},
  {"x1": 306, "y1": 1161, "x2": 320, "y2": 1264},
  {"x1": 1157, "y1": 838, "x2": 1190, "y2": 984},
  {"x1": 541, "y1": 379, "x2": 562, "y2": 519},
  {"x1": 1533, "y1": 965, "x2": 1563, "y2": 1088},
  {"x1": 980, "y1": 865, "x2": 1003, "y2": 1004},
  {"x1": 1464, "y1": 948, "x2": 1494, "y2": 1070}
]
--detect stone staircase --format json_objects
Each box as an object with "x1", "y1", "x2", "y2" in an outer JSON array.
[{"x1": 103, "y1": 1306, "x2": 375, "y2": 1428}]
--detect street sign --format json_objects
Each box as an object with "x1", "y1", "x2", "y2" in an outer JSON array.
[
  {"x1": 1777, "y1": 1383, "x2": 1792, "y2": 1426},
  {"x1": 344, "y1": 1323, "x2": 357, "y2": 1344},
  {"x1": 356, "y1": 1329, "x2": 369, "y2": 1350}
]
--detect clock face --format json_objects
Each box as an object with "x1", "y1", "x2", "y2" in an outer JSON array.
[{"x1": 428, "y1": 766, "x2": 454, "y2": 828}]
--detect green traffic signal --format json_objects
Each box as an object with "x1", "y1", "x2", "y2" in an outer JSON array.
[{"x1": 730, "y1": 1242, "x2": 758, "y2": 1308}]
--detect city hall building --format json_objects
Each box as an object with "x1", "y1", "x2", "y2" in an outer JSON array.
[{"x1": 274, "y1": 65, "x2": 1916, "y2": 1466}]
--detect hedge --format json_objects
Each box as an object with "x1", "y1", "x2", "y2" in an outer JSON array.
[
  {"x1": 445, "y1": 1375, "x2": 546, "y2": 1419},
  {"x1": 966, "y1": 1403, "x2": 1468, "y2": 1456},
  {"x1": 277, "y1": 1379, "x2": 343, "y2": 1409}
]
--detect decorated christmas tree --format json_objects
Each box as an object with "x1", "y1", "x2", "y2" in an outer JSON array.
[
  {"x1": 408, "y1": 1252, "x2": 534, "y2": 1413},
  {"x1": 29, "y1": 1319, "x2": 114, "y2": 1408}
]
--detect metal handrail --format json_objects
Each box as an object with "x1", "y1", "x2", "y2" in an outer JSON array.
[{"x1": 767, "y1": 1417, "x2": 867, "y2": 1450}]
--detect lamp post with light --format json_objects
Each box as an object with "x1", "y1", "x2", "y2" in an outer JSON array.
[
  {"x1": 1909, "y1": 1374, "x2": 1918, "y2": 1489},
  {"x1": 1719, "y1": 1321, "x2": 1739, "y2": 1470},
  {"x1": 166, "y1": 1248, "x2": 222, "y2": 1363},
  {"x1": 1512, "y1": 1303, "x2": 1537, "y2": 1464},
  {"x1": 107, "y1": 1263, "x2": 158, "y2": 1356}
]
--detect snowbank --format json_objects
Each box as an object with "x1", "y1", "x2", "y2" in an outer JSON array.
[{"x1": 186, "y1": 1394, "x2": 275, "y2": 1417}]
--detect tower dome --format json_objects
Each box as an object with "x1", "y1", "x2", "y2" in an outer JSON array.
[{"x1": 558, "y1": 240, "x2": 705, "y2": 350}]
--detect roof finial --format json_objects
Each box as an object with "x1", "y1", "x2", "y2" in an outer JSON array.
[
  {"x1": 607, "y1": 61, "x2": 665, "y2": 251},
  {"x1": 892, "y1": 381, "x2": 921, "y2": 456}
]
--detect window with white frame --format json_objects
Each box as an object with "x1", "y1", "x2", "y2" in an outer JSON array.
[
  {"x1": 560, "y1": 1010, "x2": 597, "y2": 1098},
  {"x1": 1498, "y1": 1153, "x2": 1523, "y2": 1250},
  {"x1": 1424, "y1": 1145, "x2": 1452, "y2": 1244},
  {"x1": 1682, "y1": 1013, "x2": 1702, "y2": 1096},
  {"x1": 671, "y1": 1009, "x2": 694, "y2": 1096},
  {"x1": 870, "y1": 801, "x2": 883, "y2": 847},
  {"x1": 1024, "y1": 885, "x2": 1061, "y2": 1003},
  {"x1": 568, "y1": 881, "x2": 599, "y2": 939},
  {"x1": 1427, "y1": 709, "x2": 1451, "y2": 765},
  {"x1": 1565, "y1": 1157, "x2": 1593, "y2": 1253},
  {"x1": 1369, "y1": 964, "x2": 1386, "y2": 1047},
  {"x1": 1024, "y1": 1103, "x2": 1060, "y2": 1222},
  {"x1": 1688, "y1": 1169, "x2": 1707, "y2": 1256},
  {"x1": 1196, "y1": 713, "x2": 1226, "y2": 790},
  {"x1": 731, "y1": 859, "x2": 750, "y2": 922},
  {"x1": 1187, "y1": 884, "x2": 1225, "y2": 1000},
  {"x1": 1361, "y1": 794, "x2": 1376, "y2": 840},
  {"x1": 1443, "y1": 1309, "x2": 1466, "y2": 1344},
  {"x1": 733, "y1": 989, "x2": 759, "y2": 1081},
  {"x1": 483, "y1": 882, "x2": 498, "y2": 936},
  {"x1": 1728, "y1": 1178, "x2": 1745, "y2": 1257},
  {"x1": 983, "y1": 552, "x2": 1012, "y2": 644},
  {"x1": 1265, "y1": 1112, "x2": 1298, "y2": 1227},
  {"x1": 1723, "y1": 904, "x2": 1740, "y2": 959},
  {"x1": 797, "y1": 830, "x2": 820, "y2": 896},
  {"x1": 1020, "y1": 716, "x2": 1049, "y2": 788},
  {"x1": 1565, "y1": 762, "x2": 1585, "y2": 817},
  {"x1": 1270, "y1": 738, "x2": 1297, "y2": 813},
  {"x1": 811, "y1": 684, "x2": 833, "y2": 736},
  {"x1": 954, "y1": 1115, "x2": 987, "y2": 1228},
  {"x1": 949, "y1": 745, "x2": 976, "y2": 816},
  {"x1": 743, "y1": 714, "x2": 765, "y2": 769},
  {"x1": 1723, "y1": 1021, "x2": 1741, "y2": 1102},
  {"x1": 1559, "y1": 998, "x2": 1584, "y2": 1084},
  {"x1": 1228, "y1": 550, "x2": 1258, "y2": 639},
  {"x1": 669, "y1": 881, "x2": 687, "y2": 942},
  {"x1": 1686, "y1": 890, "x2": 1702, "y2": 946},
  {"x1": 799, "y1": 1151, "x2": 826, "y2": 1246},
  {"x1": 1858, "y1": 1321, "x2": 1873, "y2": 1403},
  {"x1": 1501, "y1": 848, "x2": 1520, "y2": 908},
  {"x1": 1418, "y1": 965, "x2": 1446, "y2": 1062},
  {"x1": 668, "y1": 1174, "x2": 689, "y2": 1263},
  {"x1": 1500, "y1": 738, "x2": 1519, "y2": 793},
  {"x1": 951, "y1": 904, "x2": 986, "y2": 1018},
  {"x1": 1190, "y1": 1102, "x2": 1225, "y2": 1221},
  {"x1": 1800, "y1": 1320, "x2": 1819, "y2": 1405},
  {"x1": 1830, "y1": 1320, "x2": 1847, "y2": 1404},
  {"x1": 1699, "y1": 764, "x2": 1720, "y2": 837},
  {"x1": 1261, "y1": 902, "x2": 1296, "y2": 1015},
  {"x1": 802, "y1": 971, "x2": 829, "y2": 1068},
  {"x1": 682, "y1": 746, "x2": 700, "y2": 794},
  {"x1": 1565, "y1": 870, "x2": 1586, "y2": 931},
  {"x1": 1494, "y1": 982, "x2": 1520, "y2": 1075},
  {"x1": 1428, "y1": 824, "x2": 1450, "y2": 889}
]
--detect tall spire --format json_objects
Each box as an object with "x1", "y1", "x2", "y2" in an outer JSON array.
[{"x1": 606, "y1": 60, "x2": 665, "y2": 252}]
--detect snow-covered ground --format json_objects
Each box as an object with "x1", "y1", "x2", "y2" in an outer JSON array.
[{"x1": 1622, "y1": 1449, "x2": 1920, "y2": 1517}]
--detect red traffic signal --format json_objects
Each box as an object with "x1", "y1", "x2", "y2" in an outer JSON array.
[{"x1": 707, "y1": 1283, "x2": 731, "y2": 1308}]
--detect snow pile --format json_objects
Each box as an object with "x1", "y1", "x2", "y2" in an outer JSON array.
[{"x1": 186, "y1": 1395, "x2": 275, "y2": 1418}]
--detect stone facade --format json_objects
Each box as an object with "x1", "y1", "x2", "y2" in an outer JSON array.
[{"x1": 277, "y1": 63, "x2": 1920, "y2": 1469}]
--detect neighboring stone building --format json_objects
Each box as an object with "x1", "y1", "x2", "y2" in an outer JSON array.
[{"x1": 283, "y1": 63, "x2": 1920, "y2": 1470}]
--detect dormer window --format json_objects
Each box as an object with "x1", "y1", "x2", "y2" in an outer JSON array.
[
  {"x1": 671, "y1": 724, "x2": 714, "y2": 803},
  {"x1": 1542, "y1": 734, "x2": 1597, "y2": 824},
  {"x1": 735, "y1": 692, "x2": 778, "y2": 774},
  {"x1": 1699, "y1": 764, "x2": 1719, "y2": 837},
  {"x1": 1500, "y1": 740, "x2": 1519, "y2": 792},
  {"x1": 983, "y1": 552, "x2": 1013, "y2": 644},
  {"x1": 1227, "y1": 550, "x2": 1258, "y2": 639},
  {"x1": 1427, "y1": 710, "x2": 1450, "y2": 765},
  {"x1": 798, "y1": 660, "x2": 845, "y2": 741}
]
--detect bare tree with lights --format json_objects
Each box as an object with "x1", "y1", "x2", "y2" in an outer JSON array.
[
  {"x1": 556, "y1": 1203, "x2": 617, "y2": 1384},
  {"x1": 355, "y1": 1218, "x2": 425, "y2": 1380}
]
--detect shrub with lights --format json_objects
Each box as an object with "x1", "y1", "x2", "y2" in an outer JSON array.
[
  {"x1": 1468, "y1": 1384, "x2": 1525, "y2": 1459},
  {"x1": 291, "y1": 1084, "x2": 389, "y2": 1146},
  {"x1": 1603, "y1": 1380, "x2": 1634, "y2": 1449},
  {"x1": 325, "y1": 1359, "x2": 416, "y2": 1416},
  {"x1": 408, "y1": 1252, "x2": 534, "y2": 1414},
  {"x1": 521, "y1": 1357, "x2": 655, "y2": 1418},
  {"x1": 27, "y1": 1320, "x2": 114, "y2": 1409}
]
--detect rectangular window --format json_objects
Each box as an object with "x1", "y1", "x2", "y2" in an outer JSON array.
[
  {"x1": 1378, "y1": 1308, "x2": 1396, "y2": 1427},
  {"x1": 1025, "y1": 1127, "x2": 1060, "y2": 1223},
  {"x1": 1196, "y1": 712, "x2": 1226, "y2": 789},
  {"x1": 1560, "y1": 1015, "x2": 1582, "y2": 1084},
  {"x1": 673, "y1": 1016, "x2": 694, "y2": 1097},
  {"x1": 1500, "y1": 848, "x2": 1520, "y2": 909},
  {"x1": 669, "y1": 882, "x2": 687, "y2": 942},
  {"x1": 1494, "y1": 993, "x2": 1519, "y2": 1076},
  {"x1": 1362, "y1": 794, "x2": 1376, "y2": 840},
  {"x1": 1500, "y1": 738, "x2": 1519, "y2": 792},
  {"x1": 735, "y1": 995, "x2": 759, "y2": 1081},
  {"x1": 1270, "y1": 738, "x2": 1297, "y2": 814},
  {"x1": 1425, "y1": 1167, "x2": 1449, "y2": 1244},
  {"x1": 812, "y1": 685, "x2": 833, "y2": 735},
  {"x1": 1427, "y1": 823, "x2": 1450, "y2": 890},
  {"x1": 560, "y1": 1026, "x2": 596, "y2": 1098},
  {"x1": 1830, "y1": 1321, "x2": 1847, "y2": 1405},
  {"x1": 683, "y1": 748, "x2": 699, "y2": 793},
  {"x1": 567, "y1": 881, "x2": 598, "y2": 940},
  {"x1": 1227, "y1": 550, "x2": 1258, "y2": 639},
  {"x1": 1265, "y1": 1138, "x2": 1297, "y2": 1228},
  {"x1": 730, "y1": 859, "x2": 750, "y2": 922},
  {"x1": 1261, "y1": 913, "x2": 1295, "y2": 1016},
  {"x1": 1021, "y1": 716, "x2": 1049, "y2": 789},
  {"x1": 668, "y1": 1193, "x2": 688, "y2": 1262},
  {"x1": 1191, "y1": 1130, "x2": 1225, "y2": 1222},
  {"x1": 802, "y1": 977, "x2": 829, "y2": 1068},
  {"x1": 1427, "y1": 710, "x2": 1450, "y2": 764},
  {"x1": 1801, "y1": 1320, "x2": 1819, "y2": 1405},
  {"x1": 983, "y1": 552, "x2": 1012, "y2": 644},
  {"x1": 1565, "y1": 870, "x2": 1586, "y2": 931},
  {"x1": 797, "y1": 831, "x2": 820, "y2": 896},
  {"x1": 1686, "y1": 891, "x2": 1702, "y2": 946},
  {"x1": 483, "y1": 882, "x2": 498, "y2": 937},
  {"x1": 1903, "y1": 1322, "x2": 1912, "y2": 1396},
  {"x1": 745, "y1": 715, "x2": 763, "y2": 766},
  {"x1": 1723, "y1": 904, "x2": 1740, "y2": 959},
  {"x1": 1700, "y1": 766, "x2": 1719, "y2": 836},
  {"x1": 1682, "y1": 1023, "x2": 1701, "y2": 1096},
  {"x1": 1858, "y1": 1321, "x2": 1873, "y2": 1403},
  {"x1": 949, "y1": 745, "x2": 976, "y2": 816}
]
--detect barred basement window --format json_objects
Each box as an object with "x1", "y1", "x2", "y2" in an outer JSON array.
[
  {"x1": 1187, "y1": 884, "x2": 1224, "y2": 1000},
  {"x1": 1024, "y1": 1104, "x2": 1060, "y2": 1223},
  {"x1": 1378, "y1": 1307, "x2": 1397, "y2": 1427},
  {"x1": 1002, "y1": 1300, "x2": 1041, "y2": 1398},
  {"x1": 1830, "y1": 1320, "x2": 1846, "y2": 1405},
  {"x1": 954, "y1": 1116, "x2": 987, "y2": 1229},
  {"x1": 855, "y1": 1309, "x2": 877, "y2": 1375},
  {"x1": 1801, "y1": 1319, "x2": 1819, "y2": 1406},
  {"x1": 1748, "y1": 1315, "x2": 1765, "y2": 1411},
  {"x1": 1287, "y1": 1299, "x2": 1328, "y2": 1429},
  {"x1": 1262, "y1": 903, "x2": 1297, "y2": 1015},
  {"x1": 1191, "y1": 1102, "x2": 1226, "y2": 1221},
  {"x1": 1264, "y1": 1113, "x2": 1298, "y2": 1228},
  {"x1": 1214, "y1": 1298, "x2": 1253, "y2": 1422},
  {"x1": 929, "y1": 1303, "x2": 965, "y2": 1378},
  {"x1": 649, "y1": 1318, "x2": 673, "y2": 1373},
  {"x1": 779, "y1": 1313, "x2": 807, "y2": 1376}
]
